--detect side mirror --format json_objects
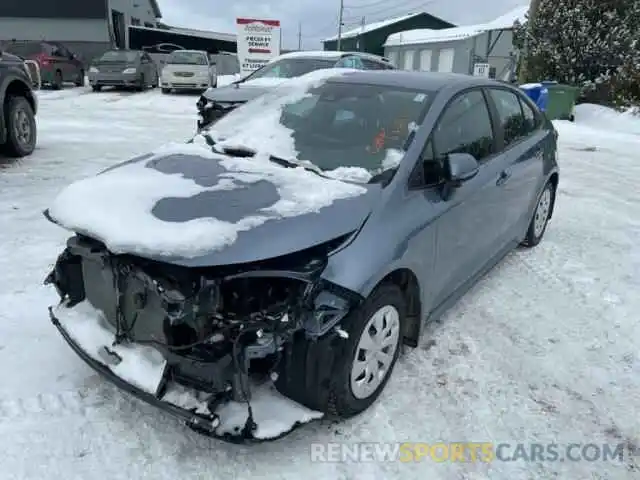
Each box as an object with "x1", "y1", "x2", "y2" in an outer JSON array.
[{"x1": 445, "y1": 152, "x2": 479, "y2": 185}]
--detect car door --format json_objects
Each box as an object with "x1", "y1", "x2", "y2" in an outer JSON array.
[
  {"x1": 485, "y1": 87, "x2": 547, "y2": 244},
  {"x1": 426, "y1": 88, "x2": 505, "y2": 306}
]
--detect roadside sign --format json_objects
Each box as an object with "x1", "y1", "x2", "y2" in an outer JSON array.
[
  {"x1": 473, "y1": 63, "x2": 491, "y2": 77},
  {"x1": 236, "y1": 18, "x2": 281, "y2": 76}
]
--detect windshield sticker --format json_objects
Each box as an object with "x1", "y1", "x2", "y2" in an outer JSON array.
[{"x1": 413, "y1": 93, "x2": 427, "y2": 102}]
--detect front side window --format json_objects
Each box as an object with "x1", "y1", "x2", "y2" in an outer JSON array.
[
  {"x1": 166, "y1": 51, "x2": 207, "y2": 65},
  {"x1": 242, "y1": 58, "x2": 336, "y2": 81},
  {"x1": 489, "y1": 88, "x2": 527, "y2": 148},
  {"x1": 208, "y1": 80, "x2": 435, "y2": 181},
  {"x1": 520, "y1": 97, "x2": 539, "y2": 134},
  {"x1": 433, "y1": 90, "x2": 495, "y2": 162}
]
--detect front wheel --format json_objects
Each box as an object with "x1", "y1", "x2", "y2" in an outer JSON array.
[
  {"x1": 276, "y1": 284, "x2": 405, "y2": 418},
  {"x1": 521, "y1": 181, "x2": 555, "y2": 247},
  {"x1": 2, "y1": 96, "x2": 37, "y2": 157}
]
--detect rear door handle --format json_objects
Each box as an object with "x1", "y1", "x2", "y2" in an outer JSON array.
[{"x1": 496, "y1": 170, "x2": 512, "y2": 186}]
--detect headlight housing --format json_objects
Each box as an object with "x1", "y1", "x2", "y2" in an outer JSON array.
[
  {"x1": 122, "y1": 67, "x2": 137, "y2": 74},
  {"x1": 89, "y1": 66, "x2": 99, "y2": 73}
]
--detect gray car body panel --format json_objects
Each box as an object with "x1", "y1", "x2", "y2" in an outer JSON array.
[
  {"x1": 202, "y1": 82, "x2": 276, "y2": 104},
  {"x1": 89, "y1": 50, "x2": 157, "y2": 86}
]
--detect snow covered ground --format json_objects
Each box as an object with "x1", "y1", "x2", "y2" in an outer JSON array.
[{"x1": 0, "y1": 86, "x2": 639, "y2": 479}]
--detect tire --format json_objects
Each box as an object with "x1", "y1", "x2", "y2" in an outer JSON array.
[
  {"x1": 161, "y1": 88, "x2": 170, "y2": 94},
  {"x1": 275, "y1": 283, "x2": 405, "y2": 418},
  {"x1": 91, "y1": 85, "x2": 102, "y2": 92},
  {"x1": 52, "y1": 70, "x2": 63, "y2": 90},
  {"x1": 135, "y1": 74, "x2": 146, "y2": 92},
  {"x1": 2, "y1": 96, "x2": 37, "y2": 157},
  {"x1": 521, "y1": 181, "x2": 555, "y2": 248},
  {"x1": 75, "y1": 70, "x2": 84, "y2": 87}
]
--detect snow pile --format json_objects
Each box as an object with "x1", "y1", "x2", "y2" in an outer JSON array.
[
  {"x1": 54, "y1": 301, "x2": 323, "y2": 440},
  {"x1": 47, "y1": 141, "x2": 365, "y2": 259},
  {"x1": 53, "y1": 301, "x2": 167, "y2": 395},
  {"x1": 573, "y1": 103, "x2": 640, "y2": 136},
  {"x1": 239, "y1": 78, "x2": 289, "y2": 88}
]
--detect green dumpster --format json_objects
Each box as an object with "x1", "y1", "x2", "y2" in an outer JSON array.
[{"x1": 541, "y1": 81, "x2": 581, "y2": 121}]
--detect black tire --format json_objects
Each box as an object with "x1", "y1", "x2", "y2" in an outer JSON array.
[
  {"x1": 91, "y1": 85, "x2": 102, "y2": 92},
  {"x1": 275, "y1": 283, "x2": 406, "y2": 418},
  {"x1": 521, "y1": 181, "x2": 555, "y2": 248},
  {"x1": 52, "y1": 70, "x2": 63, "y2": 90},
  {"x1": 2, "y1": 96, "x2": 37, "y2": 157},
  {"x1": 161, "y1": 88, "x2": 170, "y2": 94},
  {"x1": 135, "y1": 74, "x2": 146, "y2": 92},
  {"x1": 75, "y1": 69, "x2": 84, "y2": 87}
]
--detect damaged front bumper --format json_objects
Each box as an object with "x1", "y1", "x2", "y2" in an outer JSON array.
[
  {"x1": 44, "y1": 234, "x2": 362, "y2": 441},
  {"x1": 49, "y1": 305, "x2": 223, "y2": 436}
]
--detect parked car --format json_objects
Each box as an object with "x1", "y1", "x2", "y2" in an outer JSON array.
[
  {"x1": 160, "y1": 49, "x2": 216, "y2": 94},
  {"x1": 88, "y1": 49, "x2": 159, "y2": 92},
  {"x1": 43, "y1": 70, "x2": 558, "y2": 440},
  {"x1": 196, "y1": 50, "x2": 395, "y2": 130},
  {"x1": 2, "y1": 41, "x2": 84, "y2": 89},
  {"x1": 0, "y1": 48, "x2": 38, "y2": 157}
]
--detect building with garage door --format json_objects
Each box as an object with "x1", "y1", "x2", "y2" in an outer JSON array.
[
  {"x1": 383, "y1": 5, "x2": 528, "y2": 80},
  {"x1": 0, "y1": 0, "x2": 162, "y2": 63},
  {"x1": 322, "y1": 12, "x2": 454, "y2": 57}
]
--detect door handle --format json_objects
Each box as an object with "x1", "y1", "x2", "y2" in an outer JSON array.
[{"x1": 496, "y1": 170, "x2": 512, "y2": 186}]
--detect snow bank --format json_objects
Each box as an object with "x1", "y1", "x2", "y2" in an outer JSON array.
[
  {"x1": 54, "y1": 301, "x2": 323, "y2": 440},
  {"x1": 47, "y1": 140, "x2": 365, "y2": 259},
  {"x1": 573, "y1": 103, "x2": 640, "y2": 136}
]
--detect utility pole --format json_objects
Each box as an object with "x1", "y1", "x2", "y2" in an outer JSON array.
[
  {"x1": 298, "y1": 22, "x2": 302, "y2": 50},
  {"x1": 519, "y1": 0, "x2": 542, "y2": 83},
  {"x1": 336, "y1": 0, "x2": 344, "y2": 51},
  {"x1": 358, "y1": 16, "x2": 365, "y2": 51}
]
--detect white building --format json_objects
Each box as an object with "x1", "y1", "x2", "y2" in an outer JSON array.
[{"x1": 383, "y1": 5, "x2": 529, "y2": 80}]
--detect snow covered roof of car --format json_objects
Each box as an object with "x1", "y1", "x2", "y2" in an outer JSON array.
[{"x1": 384, "y1": 4, "x2": 529, "y2": 47}]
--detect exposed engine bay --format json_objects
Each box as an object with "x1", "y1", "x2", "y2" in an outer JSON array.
[{"x1": 45, "y1": 233, "x2": 360, "y2": 441}]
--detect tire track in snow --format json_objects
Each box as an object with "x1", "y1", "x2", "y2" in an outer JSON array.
[{"x1": 0, "y1": 383, "x2": 116, "y2": 422}]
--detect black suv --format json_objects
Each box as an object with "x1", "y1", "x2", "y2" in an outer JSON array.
[
  {"x1": 196, "y1": 51, "x2": 395, "y2": 131},
  {"x1": 0, "y1": 48, "x2": 38, "y2": 157}
]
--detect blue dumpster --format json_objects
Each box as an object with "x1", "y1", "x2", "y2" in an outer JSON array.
[{"x1": 519, "y1": 83, "x2": 549, "y2": 112}]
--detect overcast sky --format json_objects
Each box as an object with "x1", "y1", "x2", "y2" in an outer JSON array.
[{"x1": 158, "y1": 0, "x2": 529, "y2": 50}]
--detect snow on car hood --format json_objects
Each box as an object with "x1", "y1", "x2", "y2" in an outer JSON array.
[
  {"x1": 46, "y1": 68, "x2": 377, "y2": 266},
  {"x1": 46, "y1": 142, "x2": 379, "y2": 267}
]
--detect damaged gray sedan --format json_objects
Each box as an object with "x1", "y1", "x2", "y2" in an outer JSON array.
[{"x1": 43, "y1": 69, "x2": 559, "y2": 441}]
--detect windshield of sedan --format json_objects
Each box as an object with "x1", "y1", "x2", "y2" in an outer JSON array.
[
  {"x1": 98, "y1": 50, "x2": 139, "y2": 62},
  {"x1": 166, "y1": 51, "x2": 207, "y2": 65},
  {"x1": 242, "y1": 57, "x2": 338, "y2": 81},
  {"x1": 206, "y1": 72, "x2": 433, "y2": 182}
]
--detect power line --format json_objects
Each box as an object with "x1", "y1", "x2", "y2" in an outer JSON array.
[
  {"x1": 343, "y1": 0, "x2": 436, "y2": 22},
  {"x1": 344, "y1": 0, "x2": 388, "y2": 10}
]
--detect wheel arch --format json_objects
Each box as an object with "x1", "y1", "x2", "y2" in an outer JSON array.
[
  {"x1": 548, "y1": 171, "x2": 559, "y2": 219},
  {"x1": 373, "y1": 268, "x2": 422, "y2": 348},
  {"x1": 1, "y1": 76, "x2": 37, "y2": 144}
]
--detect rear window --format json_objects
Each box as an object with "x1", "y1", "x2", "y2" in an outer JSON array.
[
  {"x1": 244, "y1": 58, "x2": 337, "y2": 81},
  {"x1": 166, "y1": 51, "x2": 207, "y2": 65},
  {"x1": 98, "y1": 50, "x2": 140, "y2": 62}
]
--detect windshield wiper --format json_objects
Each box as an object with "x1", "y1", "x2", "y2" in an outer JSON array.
[{"x1": 268, "y1": 155, "x2": 327, "y2": 177}]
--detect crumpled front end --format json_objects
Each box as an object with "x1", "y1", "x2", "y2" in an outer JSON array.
[{"x1": 45, "y1": 233, "x2": 361, "y2": 441}]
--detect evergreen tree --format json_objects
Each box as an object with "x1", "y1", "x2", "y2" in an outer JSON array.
[{"x1": 514, "y1": 0, "x2": 640, "y2": 107}]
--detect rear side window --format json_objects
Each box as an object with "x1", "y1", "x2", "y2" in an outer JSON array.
[
  {"x1": 488, "y1": 88, "x2": 527, "y2": 148},
  {"x1": 361, "y1": 59, "x2": 386, "y2": 70},
  {"x1": 433, "y1": 90, "x2": 495, "y2": 162}
]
